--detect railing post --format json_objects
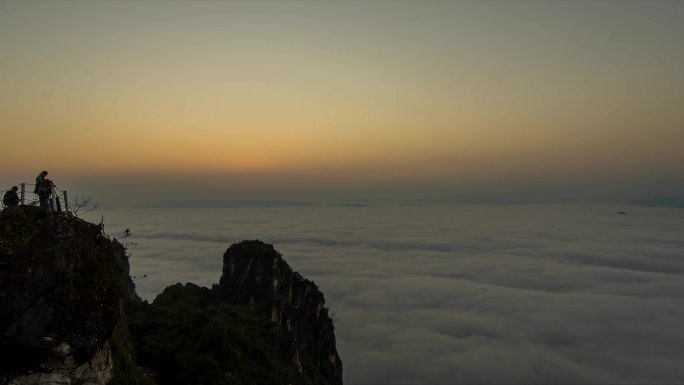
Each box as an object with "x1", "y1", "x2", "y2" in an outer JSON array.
[
  {"x1": 20, "y1": 183, "x2": 25, "y2": 205},
  {"x1": 50, "y1": 182, "x2": 57, "y2": 212},
  {"x1": 63, "y1": 191, "x2": 69, "y2": 213}
]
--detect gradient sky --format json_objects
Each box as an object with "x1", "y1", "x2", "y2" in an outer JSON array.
[{"x1": 1, "y1": 0, "x2": 683, "y2": 205}]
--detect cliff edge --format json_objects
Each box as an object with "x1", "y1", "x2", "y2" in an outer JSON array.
[
  {"x1": 127, "y1": 240, "x2": 343, "y2": 385},
  {"x1": 0, "y1": 206, "x2": 133, "y2": 385},
  {"x1": 218, "y1": 241, "x2": 342, "y2": 384},
  {"x1": 0, "y1": 206, "x2": 342, "y2": 385}
]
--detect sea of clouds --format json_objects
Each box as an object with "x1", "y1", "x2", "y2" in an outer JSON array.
[{"x1": 85, "y1": 204, "x2": 684, "y2": 384}]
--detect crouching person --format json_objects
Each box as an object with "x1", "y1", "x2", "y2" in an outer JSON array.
[{"x1": 3, "y1": 186, "x2": 20, "y2": 207}]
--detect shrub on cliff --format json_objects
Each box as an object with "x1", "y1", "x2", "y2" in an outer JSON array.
[{"x1": 126, "y1": 283, "x2": 297, "y2": 385}]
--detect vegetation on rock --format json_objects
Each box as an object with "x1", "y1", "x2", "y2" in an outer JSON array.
[
  {"x1": 0, "y1": 207, "x2": 342, "y2": 385},
  {"x1": 126, "y1": 283, "x2": 296, "y2": 385}
]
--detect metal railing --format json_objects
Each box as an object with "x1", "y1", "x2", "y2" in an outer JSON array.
[{"x1": 2, "y1": 182, "x2": 70, "y2": 212}]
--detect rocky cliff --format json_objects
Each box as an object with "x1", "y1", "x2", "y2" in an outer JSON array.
[
  {"x1": 0, "y1": 206, "x2": 133, "y2": 385},
  {"x1": 0, "y1": 206, "x2": 342, "y2": 385},
  {"x1": 127, "y1": 240, "x2": 343, "y2": 385},
  {"x1": 218, "y1": 241, "x2": 342, "y2": 384}
]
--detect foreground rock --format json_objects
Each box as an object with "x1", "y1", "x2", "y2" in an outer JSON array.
[{"x1": 0, "y1": 206, "x2": 133, "y2": 385}]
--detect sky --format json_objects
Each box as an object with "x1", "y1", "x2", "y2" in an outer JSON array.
[
  {"x1": 1, "y1": 0, "x2": 683, "y2": 205},
  {"x1": 85, "y1": 204, "x2": 684, "y2": 384}
]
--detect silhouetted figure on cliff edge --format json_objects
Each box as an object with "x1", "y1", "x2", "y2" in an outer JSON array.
[
  {"x1": 3, "y1": 186, "x2": 20, "y2": 206},
  {"x1": 34, "y1": 171, "x2": 51, "y2": 211}
]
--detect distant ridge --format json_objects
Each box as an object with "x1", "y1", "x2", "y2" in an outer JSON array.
[
  {"x1": 329, "y1": 203, "x2": 369, "y2": 208},
  {"x1": 136, "y1": 200, "x2": 315, "y2": 208},
  {"x1": 627, "y1": 197, "x2": 684, "y2": 208}
]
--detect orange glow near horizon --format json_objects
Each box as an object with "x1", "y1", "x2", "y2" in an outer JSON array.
[{"x1": 1, "y1": 1, "x2": 683, "y2": 196}]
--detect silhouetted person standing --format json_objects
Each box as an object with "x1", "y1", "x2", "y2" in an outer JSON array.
[
  {"x1": 3, "y1": 186, "x2": 20, "y2": 206},
  {"x1": 34, "y1": 171, "x2": 51, "y2": 211}
]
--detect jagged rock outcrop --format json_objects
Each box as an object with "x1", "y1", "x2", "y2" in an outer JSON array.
[
  {"x1": 0, "y1": 206, "x2": 132, "y2": 385},
  {"x1": 128, "y1": 240, "x2": 343, "y2": 385},
  {"x1": 1, "y1": 206, "x2": 342, "y2": 385},
  {"x1": 218, "y1": 240, "x2": 343, "y2": 385}
]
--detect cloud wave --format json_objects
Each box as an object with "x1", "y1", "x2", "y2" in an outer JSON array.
[{"x1": 87, "y1": 204, "x2": 684, "y2": 384}]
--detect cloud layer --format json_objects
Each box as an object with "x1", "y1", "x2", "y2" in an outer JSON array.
[{"x1": 86, "y1": 204, "x2": 684, "y2": 384}]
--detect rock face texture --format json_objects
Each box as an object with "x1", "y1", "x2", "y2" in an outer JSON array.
[
  {"x1": 0, "y1": 206, "x2": 130, "y2": 385},
  {"x1": 128, "y1": 240, "x2": 343, "y2": 385},
  {"x1": 0, "y1": 206, "x2": 342, "y2": 385},
  {"x1": 218, "y1": 241, "x2": 343, "y2": 385}
]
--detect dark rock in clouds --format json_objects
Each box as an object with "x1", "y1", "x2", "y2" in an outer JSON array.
[
  {"x1": 218, "y1": 241, "x2": 342, "y2": 385},
  {"x1": 127, "y1": 240, "x2": 342, "y2": 385}
]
